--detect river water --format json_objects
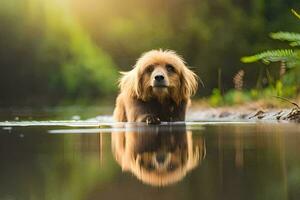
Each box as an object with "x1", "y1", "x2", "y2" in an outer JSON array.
[{"x1": 0, "y1": 110, "x2": 300, "y2": 200}]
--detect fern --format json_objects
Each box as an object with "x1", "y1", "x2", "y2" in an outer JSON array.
[
  {"x1": 292, "y1": 9, "x2": 300, "y2": 20},
  {"x1": 290, "y1": 41, "x2": 300, "y2": 47},
  {"x1": 241, "y1": 49, "x2": 298, "y2": 65},
  {"x1": 270, "y1": 32, "x2": 300, "y2": 46},
  {"x1": 241, "y1": 9, "x2": 300, "y2": 69}
]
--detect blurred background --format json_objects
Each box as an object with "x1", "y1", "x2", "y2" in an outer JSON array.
[{"x1": 1, "y1": 0, "x2": 300, "y2": 107}]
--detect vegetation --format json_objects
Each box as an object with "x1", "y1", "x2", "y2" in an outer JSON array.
[
  {"x1": 209, "y1": 9, "x2": 300, "y2": 107},
  {"x1": 241, "y1": 10, "x2": 300, "y2": 68},
  {"x1": 0, "y1": 0, "x2": 300, "y2": 106},
  {"x1": 0, "y1": 0, "x2": 118, "y2": 106}
]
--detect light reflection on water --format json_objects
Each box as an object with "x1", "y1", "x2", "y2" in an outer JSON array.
[{"x1": 0, "y1": 121, "x2": 300, "y2": 200}]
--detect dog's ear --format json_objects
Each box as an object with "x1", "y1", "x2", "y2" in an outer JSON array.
[
  {"x1": 119, "y1": 68, "x2": 143, "y2": 98},
  {"x1": 180, "y1": 67, "x2": 198, "y2": 101}
]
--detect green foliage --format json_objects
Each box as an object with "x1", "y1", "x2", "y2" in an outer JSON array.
[
  {"x1": 270, "y1": 32, "x2": 300, "y2": 46},
  {"x1": 0, "y1": 0, "x2": 118, "y2": 105},
  {"x1": 209, "y1": 89, "x2": 223, "y2": 106},
  {"x1": 241, "y1": 9, "x2": 300, "y2": 98},
  {"x1": 1, "y1": 0, "x2": 300, "y2": 105},
  {"x1": 275, "y1": 80, "x2": 283, "y2": 96},
  {"x1": 38, "y1": 0, "x2": 119, "y2": 97},
  {"x1": 209, "y1": 84, "x2": 298, "y2": 106},
  {"x1": 241, "y1": 9, "x2": 300, "y2": 68},
  {"x1": 241, "y1": 49, "x2": 298, "y2": 65},
  {"x1": 292, "y1": 9, "x2": 300, "y2": 20},
  {"x1": 209, "y1": 89, "x2": 257, "y2": 106},
  {"x1": 223, "y1": 90, "x2": 251, "y2": 105}
]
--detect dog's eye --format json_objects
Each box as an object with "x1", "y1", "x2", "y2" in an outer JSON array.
[
  {"x1": 146, "y1": 65, "x2": 154, "y2": 73},
  {"x1": 166, "y1": 64, "x2": 175, "y2": 73}
]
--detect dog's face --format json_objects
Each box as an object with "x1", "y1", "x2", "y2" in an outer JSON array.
[
  {"x1": 140, "y1": 62, "x2": 181, "y2": 101},
  {"x1": 119, "y1": 50, "x2": 198, "y2": 104}
]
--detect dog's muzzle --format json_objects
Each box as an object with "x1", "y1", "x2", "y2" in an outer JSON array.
[{"x1": 153, "y1": 74, "x2": 168, "y2": 88}]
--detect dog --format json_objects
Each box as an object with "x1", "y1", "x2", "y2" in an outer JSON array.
[
  {"x1": 111, "y1": 126, "x2": 206, "y2": 186},
  {"x1": 113, "y1": 49, "x2": 198, "y2": 124}
]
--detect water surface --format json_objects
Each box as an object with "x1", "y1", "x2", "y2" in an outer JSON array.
[{"x1": 0, "y1": 116, "x2": 300, "y2": 200}]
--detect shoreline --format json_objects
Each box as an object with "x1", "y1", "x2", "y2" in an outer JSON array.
[{"x1": 189, "y1": 104, "x2": 300, "y2": 123}]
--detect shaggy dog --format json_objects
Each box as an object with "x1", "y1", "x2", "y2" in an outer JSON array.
[
  {"x1": 113, "y1": 49, "x2": 198, "y2": 124},
  {"x1": 111, "y1": 126, "x2": 206, "y2": 186}
]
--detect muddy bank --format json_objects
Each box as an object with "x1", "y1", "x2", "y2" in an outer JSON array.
[{"x1": 188, "y1": 104, "x2": 300, "y2": 123}]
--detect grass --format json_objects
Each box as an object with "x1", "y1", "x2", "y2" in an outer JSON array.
[{"x1": 195, "y1": 86, "x2": 300, "y2": 109}]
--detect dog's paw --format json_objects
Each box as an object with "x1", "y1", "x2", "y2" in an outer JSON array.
[{"x1": 146, "y1": 116, "x2": 161, "y2": 125}]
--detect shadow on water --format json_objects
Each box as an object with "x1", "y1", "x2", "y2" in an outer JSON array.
[{"x1": 0, "y1": 119, "x2": 300, "y2": 200}]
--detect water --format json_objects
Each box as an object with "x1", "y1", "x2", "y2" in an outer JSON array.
[{"x1": 0, "y1": 114, "x2": 300, "y2": 200}]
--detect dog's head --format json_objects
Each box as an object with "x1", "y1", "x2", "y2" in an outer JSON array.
[
  {"x1": 111, "y1": 127, "x2": 206, "y2": 186},
  {"x1": 119, "y1": 50, "x2": 198, "y2": 104}
]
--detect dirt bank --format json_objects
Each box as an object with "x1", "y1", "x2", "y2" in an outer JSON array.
[{"x1": 189, "y1": 101, "x2": 300, "y2": 123}]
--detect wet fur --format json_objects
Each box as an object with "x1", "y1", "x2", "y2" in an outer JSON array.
[{"x1": 113, "y1": 49, "x2": 198, "y2": 123}]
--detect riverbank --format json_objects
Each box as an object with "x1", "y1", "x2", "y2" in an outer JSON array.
[{"x1": 190, "y1": 98, "x2": 300, "y2": 123}]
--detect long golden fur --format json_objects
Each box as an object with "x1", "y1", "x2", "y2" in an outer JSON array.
[
  {"x1": 113, "y1": 49, "x2": 198, "y2": 123},
  {"x1": 111, "y1": 127, "x2": 206, "y2": 186}
]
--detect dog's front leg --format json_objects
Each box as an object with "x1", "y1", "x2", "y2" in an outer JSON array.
[{"x1": 137, "y1": 114, "x2": 161, "y2": 125}]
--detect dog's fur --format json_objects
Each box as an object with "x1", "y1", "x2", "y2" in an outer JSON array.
[
  {"x1": 113, "y1": 49, "x2": 198, "y2": 123},
  {"x1": 111, "y1": 127, "x2": 206, "y2": 186}
]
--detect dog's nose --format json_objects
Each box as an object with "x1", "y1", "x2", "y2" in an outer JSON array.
[
  {"x1": 156, "y1": 154, "x2": 166, "y2": 164},
  {"x1": 154, "y1": 75, "x2": 164, "y2": 82}
]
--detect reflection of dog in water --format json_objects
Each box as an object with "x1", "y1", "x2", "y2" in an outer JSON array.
[{"x1": 111, "y1": 126, "x2": 206, "y2": 186}]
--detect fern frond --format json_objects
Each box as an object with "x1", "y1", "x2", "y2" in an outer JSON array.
[
  {"x1": 241, "y1": 49, "x2": 297, "y2": 64},
  {"x1": 292, "y1": 9, "x2": 300, "y2": 20},
  {"x1": 290, "y1": 41, "x2": 300, "y2": 47},
  {"x1": 241, "y1": 9, "x2": 300, "y2": 69},
  {"x1": 270, "y1": 32, "x2": 300, "y2": 45}
]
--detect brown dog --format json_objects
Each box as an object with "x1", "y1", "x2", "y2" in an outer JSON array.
[{"x1": 113, "y1": 49, "x2": 198, "y2": 124}]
